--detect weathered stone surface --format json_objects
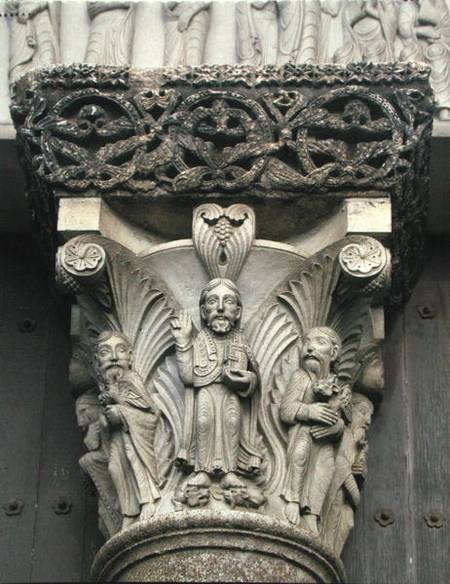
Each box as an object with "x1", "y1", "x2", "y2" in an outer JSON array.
[
  {"x1": 3, "y1": 0, "x2": 450, "y2": 128},
  {"x1": 91, "y1": 510, "x2": 345, "y2": 583}
]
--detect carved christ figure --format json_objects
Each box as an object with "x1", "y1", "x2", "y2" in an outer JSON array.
[
  {"x1": 7, "y1": 0, "x2": 59, "y2": 86},
  {"x1": 171, "y1": 278, "x2": 262, "y2": 485},
  {"x1": 164, "y1": 1, "x2": 211, "y2": 66},
  {"x1": 85, "y1": 1, "x2": 134, "y2": 66},
  {"x1": 94, "y1": 331, "x2": 161, "y2": 529},
  {"x1": 280, "y1": 327, "x2": 349, "y2": 534}
]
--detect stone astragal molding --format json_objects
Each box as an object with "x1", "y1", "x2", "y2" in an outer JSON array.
[
  {"x1": 12, "y1": 62, "x2": 432, "y2": 305},
  {"x1": 12, "y1": 63, "x2": 433, "y2": 583}
]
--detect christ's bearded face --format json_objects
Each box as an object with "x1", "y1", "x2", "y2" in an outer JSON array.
[
  {"x1": 95, "y1": 334, "x2": 132, "y2": 383},
  {"x1": 301, "y1": 328, "x2": 338, "y2": 376},
  {"x1": 201, "y1": 283, "x2": 241, "y2": 335}
]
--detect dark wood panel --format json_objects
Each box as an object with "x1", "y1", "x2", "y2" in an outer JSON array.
[
  {"x1": 29, "y1": 306, "x2": 88, "y2": 583},
  {"x1": 404, "y1": 237, "x2": 450, "y2": 584},
  {"x1": 344, "y1": 311, "x2": 413, "y2": 584},
  {"x1": 0, "y1": 141, "x2": 29, "y2": 233},
  {"x1": 0, "y1": 236, "x2": 51, "y2": 582}
]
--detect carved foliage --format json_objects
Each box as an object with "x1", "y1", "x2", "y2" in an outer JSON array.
[
  {"x1": 192, "y1": 203, "x2": 255, "y2": 280},
  {"x1": 12, "y1": 64, "x2": 432, "y2": 197}
]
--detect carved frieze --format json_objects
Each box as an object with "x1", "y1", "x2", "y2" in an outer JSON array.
[{"x1": 4, "y1": 0, "x2": 450, "y2": 122}]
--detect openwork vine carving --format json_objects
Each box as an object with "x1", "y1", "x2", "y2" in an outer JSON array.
[{"x1": 12, "y1": 63, "x2": 432, "y2": 196}]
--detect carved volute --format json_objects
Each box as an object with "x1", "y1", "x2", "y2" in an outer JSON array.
[{"x1": 12, "y1": 53, "x2": 432, "y2": 583}]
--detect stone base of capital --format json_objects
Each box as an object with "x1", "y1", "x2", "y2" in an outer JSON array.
[{"x1": 91, "y1": 510, "x2": 345, "y2": 583}]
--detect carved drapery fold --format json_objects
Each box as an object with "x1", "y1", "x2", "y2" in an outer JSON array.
[{"x1": 4, "y1": 0, "x2": 450, "y2": 125}]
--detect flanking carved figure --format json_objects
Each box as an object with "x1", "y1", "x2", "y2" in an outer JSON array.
[
  {"x1": 57, "y1": 235, "x2": 178, "y2": 531},
  {"x1": 281, "y1": 327, "x2": 351, "y2": 534},
  {"x1": 243, "y1": 234, "x2": 389, "y2": 550},
  {"x1": 93, "y1": 330, "x2": 162, "y2": 529}
]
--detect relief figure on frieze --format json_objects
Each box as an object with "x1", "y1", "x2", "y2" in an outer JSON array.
[
  {"x1": 334, "y1": 0, "x2": 398, "y2": 64},
  {"x1": 236, "y1": 1, "x2": 279, "y2": 65},
  {"x1": 171, "y1": 278, "x2": 263, "y2": 502},
  {"x1": 93, "y1": 331, "x2": 161, "y2": 529},
  {"x1": 398, "y1": 0, "x2": 450, "y2": 120},
  {"x1": 280, "y1": 327, "x2": 351, "y2": 534},
  {"x1": 7, "y1": 0, "x2": 59, "y2": 86},
  {"x1": 85, "y1": 1, "x2": 134, "y2": 66},
  {"x1": 236, "y1": 0, "x2": 322, "y2": 66},
  {"x1": 164, "y1": 1, "x2": 211, "y2": 66}
]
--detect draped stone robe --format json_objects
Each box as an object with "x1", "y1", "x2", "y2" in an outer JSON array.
[
  {"x1": 321, "y1": 425, "x2": 364, "y2": 554},
  {"x1": 77, "y1": 391, "x2": 121, "y2": 537},
  {"x1": 164, "y1": 1, "x2": 211, "y2": 67},
  {"x1": 106, "y1": 371, "x2": 161, "y2": 518},
  {"x1": 8, "y1": 1, "x2": 59, "y2": 85},
  {"x1": 175, "y1": 328, "x2": 262, "y2": 476},
  {"x1": 280, "y1": 368, "x2": 343, "y2": 518},
  {"x1": 85, "y1": 1, "x2": 134, "y2": 66}
]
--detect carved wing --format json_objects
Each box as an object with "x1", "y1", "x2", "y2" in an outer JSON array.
[
  {"x1": 61, "y1": 234, "x2": 180, "y2": 407},
  {"x1": 277, "y1": 251, "x2": 341, "y2": 334},
  {"x1": 151, "y1": 356, "x2": 185, "y2": 455},
  {"x1": 245, "y1": 303, "x2": 298, "y2": 493},
  {"x1": 328, "y1": 296, "x2": 371, "y2": 383},
  {"x1": 94, "y1": 236, "x2": 176, "y2": 390}
]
